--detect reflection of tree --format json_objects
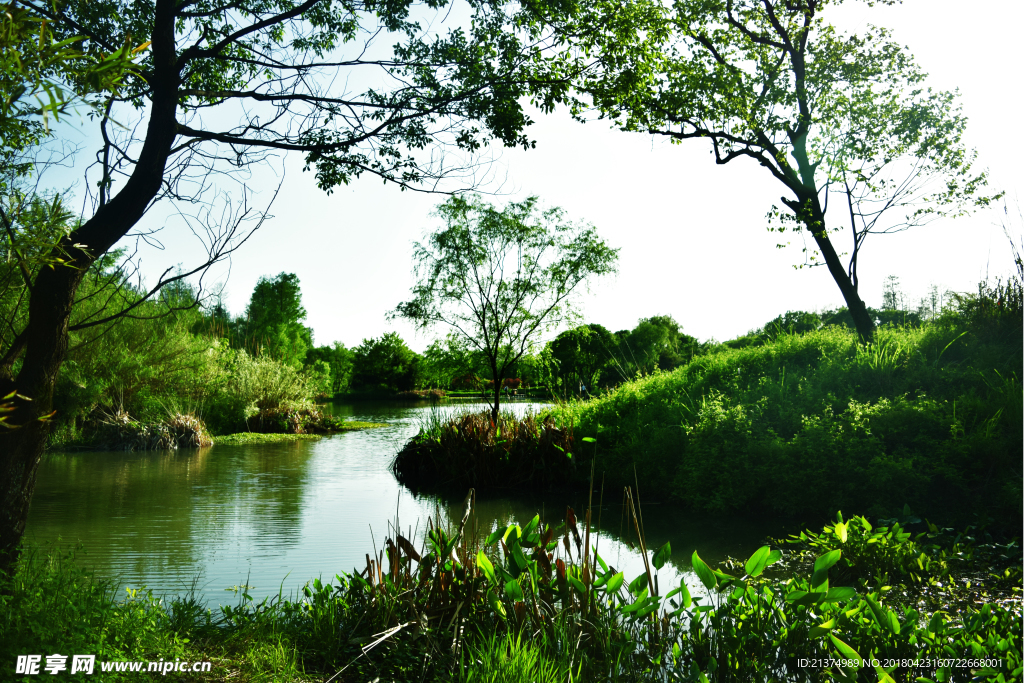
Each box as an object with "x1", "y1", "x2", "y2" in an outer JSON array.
[{"x1": 27, "y1": 443, "x2": 315, "y2": 580}]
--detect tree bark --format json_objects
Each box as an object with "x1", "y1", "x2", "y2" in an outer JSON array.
[
  {"x1": 491, "y1": 361, "x2": 502, "y2": 424},
  {"x1": 800, "y1": 196, "x2": 876, "y2": 343},
  {"x1": 0, "y1": 0, "x2": 180, "y2": 579}
]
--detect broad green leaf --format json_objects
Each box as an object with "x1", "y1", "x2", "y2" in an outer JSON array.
[
  {"x1": 679, "y1": 580, "x2": 692, "y2": 608},
  {"x1": 809, "y1": 617, "x2": 836, "y2": 638},
  {"x1": 691, "y1": 551, "x2": 717, "y2": 591},
  {"x1": 652, "y1": 541, "x2": 671, "y2": 570},
  {"x1": 504, "y1": 579, "x2": 523, "y2": 602},
  {"x1": 523, "y1": 514, "x2": 540, "y2": 536},
  {"x1": 834, "y1": 521, "x2": 848, "y2": 543},
  {"x1": 823, "y1": 587, "x2": 857, "y2": 603},
  {"x1": 828, "y1": 634, "x2": 863, "y2": 665},
  {"x1": 488, "y1": 589, "x2": 507, "y2": 619},
  {"x1": 567, "y1": 574, "x2": 586, "y2": 594},
  {"x1": 485, "y1": 526, "x2": 507, "y2": 545},
  {"x1": 510, "y1": 542, "x2": 529, "y2": 571},
  {"x1": 582, "y1": 437, "x2": 596, "y2": 442},
  {"x1": 605, "y1": 571, "x2": 624, "y2": 594},
  {"x1": 476, "y1": 551, "x2": 496, "y2": 585},
  {"x1": 786, "y1": 590, "x2": 825, "y2": 607},
  {"x1": 813, "y1": 549, "x2": 842, "y2": 573},
  {"x1": 766, "y1": 549, "x2": 783, "y2": 566},
  {"x1": 744, "y1": 545, "x2": 771, "y2": 577}
]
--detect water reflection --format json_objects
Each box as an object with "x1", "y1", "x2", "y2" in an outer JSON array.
[{"x1": 27, "y1": 401, "x2": 789, "y2": 607}]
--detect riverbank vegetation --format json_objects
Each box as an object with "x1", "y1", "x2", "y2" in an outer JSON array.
[
  {"x1": 3, "y1": 499, "x2": 1019, "y2": 682},
  {"x1": 397, "y1": 273, "x2": 1023, "y2": 534}
]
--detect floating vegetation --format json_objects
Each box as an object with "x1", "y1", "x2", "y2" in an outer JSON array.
[{"x1": 392, "y1": 410, "x2": 578, "y2": 491}]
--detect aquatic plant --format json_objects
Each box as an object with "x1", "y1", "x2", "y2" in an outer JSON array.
[{"x1": 392, "y1": 410, "x2": 578, "y2": 491}]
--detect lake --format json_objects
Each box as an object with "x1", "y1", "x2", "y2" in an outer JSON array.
[{"x1": 25, "y1": 401, "x2": 786, "y2": 608}]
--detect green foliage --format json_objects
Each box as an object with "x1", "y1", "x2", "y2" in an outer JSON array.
[
  {"x1": 393, "y1": 410, "x2": 578, "y2": 491},
  {"x1": 0, "y1": 1, "x2": 143, "y2": 155},
  {"x1": 350, "y1": 332, "x2": 421, "y2": 393},
  {"x1": 531, "y1": 0, "x2": 999, "y2": 340},
  {"x1": 393, "y1": 195, "x2": 618, "y2": 418},
  {"x1": 549, "y1": 302, "x2": 1023, "y2": 529},
  {"x1": 233, "y1": 273, "x2": 313, "y2": 369},
  {"x1": 303, "y1": 342, "x2": 352, "y2": 395}
]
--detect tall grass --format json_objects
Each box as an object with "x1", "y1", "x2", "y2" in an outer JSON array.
[{"x1": 548, "y1": 314, "x2": 1022, "y2": 529}]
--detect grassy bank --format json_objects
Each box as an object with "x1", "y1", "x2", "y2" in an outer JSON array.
[
  {"x1": 542, "y1": 308, "x2": 1021, "y2": 532},
  {"x1": 2, "y1": 501, "x2": 1020, "y2": 682}
]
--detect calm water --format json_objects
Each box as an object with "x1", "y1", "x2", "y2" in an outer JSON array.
[{"x1": 26, "y1": 401, "x2": 783, "y2": 607}]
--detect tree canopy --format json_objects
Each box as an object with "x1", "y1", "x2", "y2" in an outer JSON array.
[
  {"x1": 530, "y1": 0, "x2": 998, "y2": 341},
  {"x1": 240, "y1": 273, "x2": 312, "y2": 368},
  {"x1": 393, "y1": 195, "x2": 618, "y2": 420},
  {"x1": 0, "y1": 0, "x2": 573, "y2": 575}
]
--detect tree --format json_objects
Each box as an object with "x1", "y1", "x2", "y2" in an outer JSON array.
[
  {"x1": 533, "y1": 0, "x2": 998, "y2": 342},
  {"x1": 420, "y1": 333, "x2": 483, "y2": 390},
  {"x1": 0, "y1": 0, "x2": 569, "y2": 575},
  {"x1": 350, "y1": 333, "x2": 420, "y2": 393},
  {"x1": 240, "y1": 273, "x2": 313, "y2": 368},
  {"x1": 547, "y1": 323, "x2": 617, "y2": 394},
  {"x1": 392, "y1": 195, "x2": 618, "y2": 421},
  {"x1": 304, "y1": 342, "x2": 352, "y2": 395}
]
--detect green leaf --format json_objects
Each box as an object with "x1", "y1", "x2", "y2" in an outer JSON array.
[
  {"x1": 504, "y1": 579, "x2": 524, "y2": 602},
  {"x1": 485, "y1": 526, "x2": 507, "y2": 545},
  {"x1": 679, "y1": 580, "x2": 692, "y2": 609},
  {"x1": 691, "y1": 551, "x2": 717, "y2": 590},
  {"x1": 813, "y1": 549, "x2": 842, "y2": 574},
  {"x1": 828, "y1": 634, "x2": 863, "y2": 665},
  {"x1": 510, "y1": 542, "x2": 530, "y2": 572},
  {"x1": 652, "y1": 541, "x2": 671, "y2": 570},
  {"x1": 744, "y1": 545, "x2": 771, "y2": 577},
  {"x1": 786, "y1": 590, "x2": 825, "y2": 607},
  {"x1": 567, "y1": 574, "x2": 586, "y2": 595},
  {"x1": 605, "y1": 571, "x2": 624, "y2": 594},
  {"x1": 823, "y1": 587, "x2": 857, "y2": 603},
  {"x1": 476, "y1": 551, "x2": 496, "y2": 585},
  {"x1": 809, "y1": 617, "x2": 836, "y2": 638},
  {"x1": 488, "y1": 589, "x2": 507, "y2": 619},
  {"x1": 628, "y1": 572, "x2": 649, "y2": 596},
  {"x1": 582, "y1": 437, "x2": 596, "y2": 442}
]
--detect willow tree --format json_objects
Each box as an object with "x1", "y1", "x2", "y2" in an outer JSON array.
[
  {"x1": 530, "y1": 0, "x2": 998, "y2": 341},
  {"x1": 0, "y1": 0, "x2": 569, "y2": 575},
  {"x1": 392, "y1": 195, "x2": 618, "y2": 421}
]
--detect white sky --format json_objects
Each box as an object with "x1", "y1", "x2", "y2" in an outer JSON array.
[{"x1": 63, "y1": 0, "x2": 1024, "y2": 351}]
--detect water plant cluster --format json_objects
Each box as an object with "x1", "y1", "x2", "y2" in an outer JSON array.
[
  {"x1": 393, "y1": 410, "x2": 579, "y2": 490},
  {"x1": 3, "y1": 495, "x2": 1021, "y2": 682}
]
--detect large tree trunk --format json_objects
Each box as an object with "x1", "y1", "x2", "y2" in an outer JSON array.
[
  {"x1": 0, "y1": 0, "x2": 180, "y2": 579},
  {"x1": 802, "y1": 199, "x2": 876, "y2": 343},
  {"x1": 782, "y1": 160, "x2": 877, "y2": 344},
  {"x1": 491, "y1": 366, "x2": 502, "y2": 424}
]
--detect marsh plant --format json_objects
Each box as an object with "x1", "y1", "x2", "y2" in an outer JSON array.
[
  {"x1": 393, "y1": 409, "x2": 579, "y2": 491},
  {"x1": 2, "y1": 494, "x2": 1020, "y2": 682}
]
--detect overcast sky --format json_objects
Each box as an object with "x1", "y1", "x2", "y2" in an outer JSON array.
[{"x1": 72, "y1": 0, "x2": 1024, "y2": 352}]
